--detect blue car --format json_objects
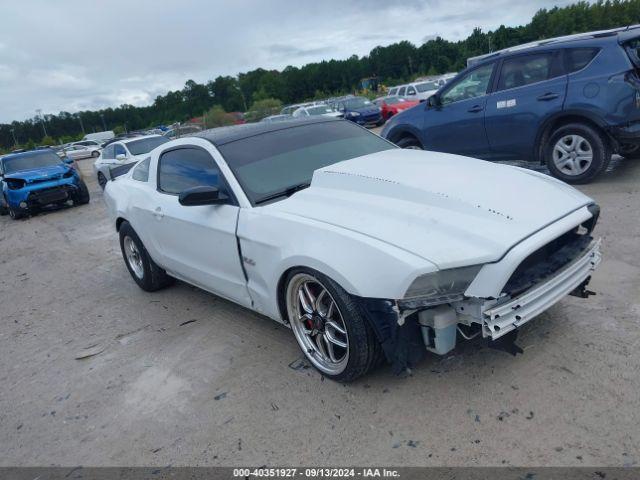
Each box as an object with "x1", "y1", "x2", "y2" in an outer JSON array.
[
  {"x1": 333, "y1": 96, "x2": 383, "y2": 127},
  {"x1": 382, "y1": 26, "x2": 640, "y2": 184},
  {"x1": 0, "y1": 150, "x2": 90, "y2": 219}
]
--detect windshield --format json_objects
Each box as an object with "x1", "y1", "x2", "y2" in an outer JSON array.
[
  {"x1": 126, "y1": 136, "x2": 169, "y2": 156},
  {"x1": 416, "y1": 82, "x2": 439, "y2": 92},
  {"x1": 3, "y1": 151, "x2": 62, "y2": 174},
  {"x1": 307, "y1": 105, "x2": 335, "y2": 115},
  {"x1": 344, "y1": 97, "x2": 373, "y2": 109},
  {"x1": 218, "y1": 121, "x2": 396, "y2": 205}
]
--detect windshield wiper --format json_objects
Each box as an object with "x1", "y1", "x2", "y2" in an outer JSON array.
[{"x1": 254, "y1": 182, "x2": 310, "y2": 205}]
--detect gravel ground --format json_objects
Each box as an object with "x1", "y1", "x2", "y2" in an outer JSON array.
[{"x1": 0, "y1": 154, "x2": 639, "y2": 467}]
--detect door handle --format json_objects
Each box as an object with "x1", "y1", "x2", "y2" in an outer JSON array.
[
  {"x1": 537, "y1": 92, "x2": 559, "y2": 101},
  {"x1": 153, "y1": 207, "x2": 164, "y2": 220},
  {"x1": 467, "y1": 105, "x2": 483, "y2": 113}
]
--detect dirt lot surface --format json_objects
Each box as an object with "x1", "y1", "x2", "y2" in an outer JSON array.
[{"x1": 1, "y1": 155, "x2": 639, "y2": 467}]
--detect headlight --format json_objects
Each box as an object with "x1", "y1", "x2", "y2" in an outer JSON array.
[
  {"x1": 401, "y1": 265, "x2": 482, "y2": 308},
  {"x1": 6, "y1": 179, "x2": 26, "y2": 190}
]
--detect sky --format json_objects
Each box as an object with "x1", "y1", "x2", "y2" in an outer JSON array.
[{"x1": 0, "y1": 0, "x2": 575, "y2": 123}]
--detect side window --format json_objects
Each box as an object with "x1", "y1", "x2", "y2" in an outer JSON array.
[
  {"x1": 158, "y1": 147, "x2": 222, "y2": 195},
  {"x1": 497, "y1": 53, "x2": 555, "y2": 91},
  {"x1": 132, "y1": 158, "x2": 150, "y2": 182},
  {"x1": 103, "y1": 145, "x2": 115, "y2": 159},
  {"x1": 114, "y1": 144, "x2": 126, "y2": 157},
  {"x1": 398, "y1": 86, "x2": 406, "y2": 96},
  {"x1": 565, "y1": 48, "x2": 599, "y2": 73},
  {"x1": 388, "y1": 88, "x2": 397, "y2": 95},
  {"x1": 406, "y1": 86, "x2": 416, "y2": 96},
  {"x1": 441, "y1": 63, "x2": 495, "y2": 104}
]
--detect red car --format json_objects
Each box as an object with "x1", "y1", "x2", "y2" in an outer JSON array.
[{"x1": 374, "y1": 96, "x2": 419, "y2": 121}]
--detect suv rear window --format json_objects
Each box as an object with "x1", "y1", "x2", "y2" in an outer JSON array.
[
  {"x1": 497, "y1": 53, "x2": 559, "y2": 91},
  {"x1": 565, "y1": 48, "x2": 600, "y2": 73}
]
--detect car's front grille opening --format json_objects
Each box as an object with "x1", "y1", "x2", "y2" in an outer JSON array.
[{"x1": 502, "y1": 227, "x2": 593, "y2": 297}]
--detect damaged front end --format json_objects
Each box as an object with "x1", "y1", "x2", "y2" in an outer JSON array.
[{"x1": 356, "y1": 208, "x2": 602, "y2": 373}]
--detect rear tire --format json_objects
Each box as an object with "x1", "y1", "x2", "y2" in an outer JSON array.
[
  {"x1": 284, "y1": 267, "x2": 381, "y2": 382},
  {"x1": 544, "y1": 123, "x2": 610, "y2": 184},
  {"x1": 119, "y1": 221, "x2": 174, "y2": 292},
  {"x1": 91, "y1": 151, "x2": 100, "y2": 158},
  {"x1": 97, "y1": 172, "x2": 107, "y2": 190},
  {"x1": 396, "y1": 136, "x2": 423, "y2": 150}
]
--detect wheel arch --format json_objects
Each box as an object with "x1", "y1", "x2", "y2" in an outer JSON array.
[
  {"x1": 385, "y1": 126, "x2": 423, "y2": 147},
  {"x1": 115, "y1": 217, "x2": 127, "y2": 232},
  {"x1": 536, "y1": 111, "x2": 612, "y2": 164}
]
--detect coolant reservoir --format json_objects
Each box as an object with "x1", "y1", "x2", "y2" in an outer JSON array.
[{"x1": 418, "y1": 305, "x2": 458, "y2": 355}]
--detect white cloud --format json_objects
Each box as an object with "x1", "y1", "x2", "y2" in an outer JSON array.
[{"x1": 0, "y1": 0, "x2": 576, "y2": 122}]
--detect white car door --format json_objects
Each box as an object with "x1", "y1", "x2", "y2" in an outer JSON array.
[{"x1": 149, "y1": 145, "x2": 251, "y2": 307}]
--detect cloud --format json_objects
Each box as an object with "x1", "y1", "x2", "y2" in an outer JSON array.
[{"x1": 0, "y1": 0, "x2": 576, "y2": 122}]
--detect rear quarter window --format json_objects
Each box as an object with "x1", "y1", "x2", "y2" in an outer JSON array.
[{"x1": 565, "y1": 48, "x2": 600, "y2": 73}]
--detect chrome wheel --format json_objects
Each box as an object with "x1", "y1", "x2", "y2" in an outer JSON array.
[
  {"x1": 552, "y1": 134, "x2": 593, "y2": 176},
  {"x1": 123, "y1": 236, "x2": 144, "y2": 279},
  {"x1": 404, "y1": 145, "x2": 423, "y2": 150},
  {"x1": 286, "y1": 273, "x2": 349, "y2": 375}
]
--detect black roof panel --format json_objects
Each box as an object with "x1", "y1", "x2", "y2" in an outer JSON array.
[{"x1": 195, "y1": 117, "x2": 341, "y2": 146}]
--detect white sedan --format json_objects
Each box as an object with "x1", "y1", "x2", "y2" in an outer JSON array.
[
  {"x1": 292, "y1": 104, "x2": 342, "y2": 118},
  {"x1": 94, "y1": 135, "x2": 169, "y2": 189},
  {"x1": 103, "y1": 118, "x2": 601, "y2": 381}
]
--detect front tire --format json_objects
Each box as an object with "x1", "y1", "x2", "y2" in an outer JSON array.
[
  {"x1": 73, "y1": 180, "x2": 90, "y2": 205},
  {"x1": 544, "y1": 123, "x2": 610, "y2": 184},
  {"x1": 396, "y1": 136, "x2": 423, "y2": 150},
  {"x1": 8, "y1": 206, "x2": 25, "y2": 220},
  {"x1": 91, "y1": 150, "x2": 100, "y2": 158},
  {"x1": 119, "y1": 221, "x2": 173, "y2": 292},
  {"x1": 284, "y1": 268, "x2": 381, "y2": 382}
]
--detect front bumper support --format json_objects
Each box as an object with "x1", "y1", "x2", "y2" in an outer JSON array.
[{"x1": 482, "y1": 239, "x2": 601, "y2": 340}]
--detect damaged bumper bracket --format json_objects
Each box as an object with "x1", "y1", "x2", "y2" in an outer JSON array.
[{"x1": 483, "y1": 239, "x2": 601, "y2": 340}]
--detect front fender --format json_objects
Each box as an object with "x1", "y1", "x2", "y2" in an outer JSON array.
[{"x1": 238, "y1": 208, "x2": 436, "y2": 321}]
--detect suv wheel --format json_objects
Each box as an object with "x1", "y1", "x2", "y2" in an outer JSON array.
[
  {"x1": 545, "y1": 123, "x2": 610, "y2": 184},
  {"x1": 396, "y1": 136, "x2": 423, "y2": 150},
  {"x1": 9, "y1": 206, "x2": 25, "y2": 220},
  {"x1": 73, "y1": 180, "x2": 90, "y2": 205}
]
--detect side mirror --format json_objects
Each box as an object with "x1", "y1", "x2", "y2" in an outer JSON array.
[
  {"x1": 116, "y1": 154, "x2": 127, "y2": 161},
  {"x1": 179, "y1": 186, "x2": 228, "y2": 206},
  {"x1": 426, "y1": 94, "x2": 441, "y2": 108}
]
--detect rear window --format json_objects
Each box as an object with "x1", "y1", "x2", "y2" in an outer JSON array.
[
  {"x1": 565, "y1": 48, "x2": 600, "y2": 73},
  {"x1": 497, "y1": 52, "x2": 562, "y2": 91},
  {"x1": 126, "y1": 137, "x2": 169, "y2": 156}
]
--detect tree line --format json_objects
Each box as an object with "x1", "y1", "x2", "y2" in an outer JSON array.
[{"x1": 2, "y1": 0, "x2": 640, "y2": 150}]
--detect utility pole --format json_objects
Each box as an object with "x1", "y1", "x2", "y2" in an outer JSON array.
[
  {"x1": 77, "y1": 113, "x2": 85, "y2": 134},
  {"x1": 10, "y1": 128, "x2": 17, "y2": 146},
  {"x1": 36, "y1": 109, "x2": 48, "y2": 137},
  {"x1": 100, "y1": 113, "x2": 107, "y2": 131}
]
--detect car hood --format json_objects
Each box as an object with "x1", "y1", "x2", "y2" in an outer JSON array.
[
  {"x1": 3, "y1": 164, "x2": 69, "y2": 183},
  {"x1": 266, "y1": 150, "x2": 593, "y2": 269}
]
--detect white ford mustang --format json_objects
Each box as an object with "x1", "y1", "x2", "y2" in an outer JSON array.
[{"x1": 103, "y1": 118, "x2": 601, "y2": 381}]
